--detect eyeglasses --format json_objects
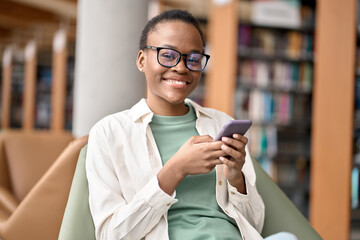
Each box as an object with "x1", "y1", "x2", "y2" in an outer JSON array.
[{"x1": 145, "y1": 46, "x2": 210, "y2": 71}]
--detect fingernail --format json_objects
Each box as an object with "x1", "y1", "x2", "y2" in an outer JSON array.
[
  {"x1": 219, "y1": 156, "x2": 226, "y2": 162},
  {"x1": 233, "y1": 134, "x2": 239, "y2": 138},
  {"x1": 222, "y1": 137, "x2": 229, "y2": 142},
  {"x1": 221, "y1": 144, "x2": 227, "y2": 150}
]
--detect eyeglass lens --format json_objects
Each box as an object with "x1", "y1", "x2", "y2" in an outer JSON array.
[{"x1": 158, "y1": 49, "x2": 207, "y2": 71}]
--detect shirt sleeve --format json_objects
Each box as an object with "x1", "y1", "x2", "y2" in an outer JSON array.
[
  {"x1": 227, "y1": 175, "x2": 265, "y2": 232},
  {"x1": 226, "y1": 147, "x2": 265, "y2": 233},
  {"x1": 86, "y1": 124, "x2": 177, "y2": 240}
]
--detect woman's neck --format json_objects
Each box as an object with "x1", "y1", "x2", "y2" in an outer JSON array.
[{"x1": 147, "y1": 98, "x2": 189, "y2": 116}]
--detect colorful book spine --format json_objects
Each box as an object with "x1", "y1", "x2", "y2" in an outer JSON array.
[
  {"x1": 352, "y1": 166, "x2": 359, "y2": 209},
  {"x1": 238, "y1": 59, "x2": 313, "y2": 92},
  {"x1": 238, "y1": 24, "x2": 314, "y2": 60}
]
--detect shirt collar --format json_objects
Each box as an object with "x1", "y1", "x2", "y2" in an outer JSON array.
[
  {"x1": 129, "y1": 98, "x2": 215, "y2": 123},
  {"x1": 185, "y1": 98, "x2": 214, "y2": 120},
  {"x1": 129, "y1": 98, "x2": 153, "y2": 123}
]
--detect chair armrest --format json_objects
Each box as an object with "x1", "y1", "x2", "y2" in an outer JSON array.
[
  {"x1": 59, "y1": 145, "x2": 95, "y2": 240},
  {"x1": 252, "y1": 157, "x2": 323, "y2": 240}
]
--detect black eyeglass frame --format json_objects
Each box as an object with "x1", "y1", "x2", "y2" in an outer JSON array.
[{"x1": 144, "y1": 45, "x2": 210, "y2": 72}]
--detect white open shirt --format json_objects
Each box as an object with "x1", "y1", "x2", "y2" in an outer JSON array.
[{"x1": 86, "y1": 98, "x2": 265, "y2": 240}]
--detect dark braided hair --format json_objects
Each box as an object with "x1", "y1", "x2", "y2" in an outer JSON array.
[{"x1": 139, "y1": 9, "x2": 206, "y2": 50}]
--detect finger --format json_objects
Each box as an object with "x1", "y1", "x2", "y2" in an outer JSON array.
[
  {"x1": 203, "y1": 159, "x2": 223, "y2": 171},
  {"x1": 233, "y1": 134, "x2": 248, "y2": 144},
  {"x1": 239, "y1": 149, "x2": 246, "y2": 159},
  {"x1": 221, "y1": 137, "x2": 245, "y2": 151},
  {"x1": 210, "y1": 158, "x2": 223, "y2": 166},
  {"x1": 210, "y1": 149, "x2": 230, "y2": 159},
  {"x1": 221, "y1": 144, "x2": 242, "y2": 160},
  {"x1": 204, "y1": 141, "x2": 225, "y2": 151},
  {"x1": 219, "y1": 156, "x2": 237, "y2": 168}
]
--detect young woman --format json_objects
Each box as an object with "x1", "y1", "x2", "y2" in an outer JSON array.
[{"x1": 86, "y1": 9, "x2": 296, "y2": 240}]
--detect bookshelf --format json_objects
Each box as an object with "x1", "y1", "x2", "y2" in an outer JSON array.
[
  {"x1": 35, "y1": 50, "x2": 52, "y2": 129},
  {"x1": 206, "y1": 1, "x2": 356, "y2": 238},
  {"x1": 1, "y1": 48, "x2": 12, "y2": 129},
  {"x1": 0, "y1": 29, "x2": 74, "y2": 132},
  {"x1": 34, "y1": 48, "x2": 75, "y2": 131},
  {"x1": 23, "y1": 41, "x2": 37, "y2": 130},
  {"x1": 300, "y1": 0, "x2": 355, "y2": 239},
  {"x1": 231, "y1": 0, "x2": 315, "y2": 217},
  {"x1": 65, "y1": 56, "x2": 75, "y2": 131},
  {"x1": 50, "y1": 29, "x2": 67, "y2": 132},
  {"x1": 1, "y1": 46, "x2": 27, "y2": 129},
  {"x1": 10, "y1": 58, "x2": 24, "y2": 129}
]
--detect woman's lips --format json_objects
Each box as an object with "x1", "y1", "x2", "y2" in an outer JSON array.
[{"x1": 164, "y1": 78, "x2": 191, "y2": 88}]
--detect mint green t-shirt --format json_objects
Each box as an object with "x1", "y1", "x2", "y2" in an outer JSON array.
[{"x1": 150, "y1": 104, "x2": 242, "y2": 240}]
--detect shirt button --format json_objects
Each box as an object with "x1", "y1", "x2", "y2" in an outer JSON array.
[
  {"x1": 167, "y1": 203, "x2": 172, "y2": 206},
  {"x1": 225, "y1": 210, "x2": 229, "y2": 214},
  {"x1": 230, "y1": 191, "x2": 235, "y2": 195},
  {"x1": 218, "y1": 180, "x2": 222, "y2": 185}
]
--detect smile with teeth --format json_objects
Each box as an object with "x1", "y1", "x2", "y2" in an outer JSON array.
[{"x1": 165, "y1": 79, "x2": 190, "y2": 85}]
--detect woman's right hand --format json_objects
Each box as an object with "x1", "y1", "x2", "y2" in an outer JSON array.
[
  {"x1": 157, "y1": 135, "x2": 225, "y2": 195},
  {"x1": 171, "y1": 135, "x2": 225, "y2": 176}
]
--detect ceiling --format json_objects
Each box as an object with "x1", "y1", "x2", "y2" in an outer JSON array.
[
  {"x1": 0, "y1": 0, "x2": 211, "y2": 63},
  {"x1": 0, "y1": 0, "x2": 77, "y2": 60}
]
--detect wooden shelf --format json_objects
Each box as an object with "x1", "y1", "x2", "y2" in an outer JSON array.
[
  {"x1": 238, "y1": 48, "x2": 314, "y2": 62},
  {"x1": 206, "y1": 0, "x2": 355, "y2": 239}
]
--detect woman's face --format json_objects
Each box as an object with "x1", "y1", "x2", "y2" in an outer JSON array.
[{"x1": 137, "y1": 20, "x2": 204, "y2": 112}]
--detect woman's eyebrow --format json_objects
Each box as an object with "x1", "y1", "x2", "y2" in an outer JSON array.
[
  {"x1": 160, "y1": 44, "x2": 203, "y2": 53},
  {"x1": 190, "y1": 49, "x2": 203, "y2": 53}
]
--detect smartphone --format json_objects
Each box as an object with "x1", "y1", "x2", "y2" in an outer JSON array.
[{"x1": 214, "y1": 120, "x2": 252, "y2": 141}]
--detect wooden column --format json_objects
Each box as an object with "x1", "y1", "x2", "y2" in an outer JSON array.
[
  {"x1": 1, "y1": 47, "x2": 12, "y2": 129},
  {"x1": 51, "y1": 29, "x2": 67, "y2": 132},
  {"x1": 23, "y1": 41, "x2": 37, "y2": 130},
  {"x1": 310, "y1": 0, "x2": 356, "y2": 239},
  {"x1": 205, "y1": 0, "x2": 237, "y2": 116}
]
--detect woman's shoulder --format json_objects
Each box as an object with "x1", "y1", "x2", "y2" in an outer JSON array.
[
  {"x1": 90, "y1": 109, "x2": 133, "y2": 136},
  {"x1": 91, "y1": 99, "x2": 148, "y2": 131}
]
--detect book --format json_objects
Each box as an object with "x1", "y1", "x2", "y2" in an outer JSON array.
[
  {"x1": 10, "y1": 61, "x2": 24, "y2": 128},
  {"x1": 352, "y1": 166, "x2": 359, "y2": 209},
  {"x1": 35, "y1": 65, "x2": 52, "y2": 129}
]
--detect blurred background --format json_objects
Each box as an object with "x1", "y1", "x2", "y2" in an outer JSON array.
[{"x1": 0, "y1": 0, "x2": 358, "y2": 239}]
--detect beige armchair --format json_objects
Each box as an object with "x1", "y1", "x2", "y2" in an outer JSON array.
[{"x1": 0, "y1": 130, "x2": 87, "y2": 240}]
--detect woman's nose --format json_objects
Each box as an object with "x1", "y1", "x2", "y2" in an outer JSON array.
[{"x1": 171, "y1": 57, "x2": 188, "y2": 73}]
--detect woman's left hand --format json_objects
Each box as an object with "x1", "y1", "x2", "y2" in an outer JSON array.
[{"x1": 219, "y1": 134, "x2": 248, "y2": 194}]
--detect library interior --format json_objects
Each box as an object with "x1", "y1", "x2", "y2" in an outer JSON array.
[{"x1": 0, "y1": 0, "x2": 357, "y2": 239}]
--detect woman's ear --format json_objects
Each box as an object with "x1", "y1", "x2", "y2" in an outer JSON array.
[{"x1": 136, "y1": 50, "x2": 145, "y2": 72}]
